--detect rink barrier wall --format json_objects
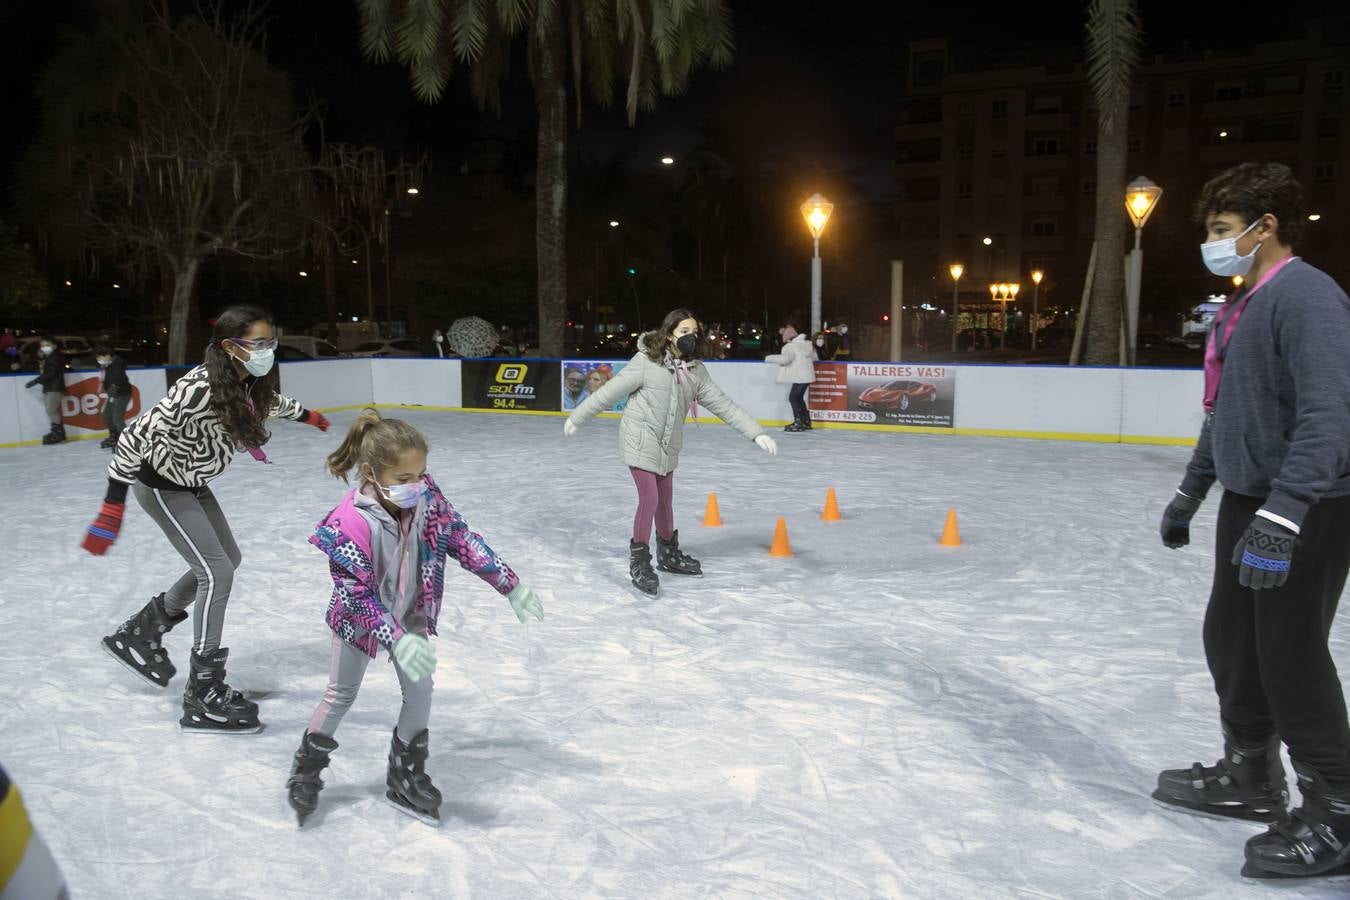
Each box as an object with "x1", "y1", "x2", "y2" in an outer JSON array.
[{"x1": 0, "y1": 357, "x2": 1205, "y2": 448}]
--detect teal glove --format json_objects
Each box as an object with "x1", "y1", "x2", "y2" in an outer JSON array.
[
  {"x1": 508, "y1": 585, "x2": 545, "y2": 623},
  {"x1": 392, "y1": 633, "x2": 436, "y2": 681}
]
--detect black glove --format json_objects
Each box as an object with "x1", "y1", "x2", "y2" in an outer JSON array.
[
  {"x1": 1160, "y1": 491, "x2": 1202, "y2": 549},
  {"x1": 25, "y1": 378, "x2": 38, "y2": 388},
  {"x1": 1231, "y1": 516, "x2": 1297, "y2": 590}
]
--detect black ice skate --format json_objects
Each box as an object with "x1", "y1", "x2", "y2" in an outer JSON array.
[
  {"x1": 629, "y1": 541, "x2": 659, "y2": 595},
  {"x1": 41, "y1": 424, "x2": 66, "y2": 445},
  {"x1": 101, "y1": 594, "x2": 188, "y2": 687},
  {"x1": 180, "y1": 647, "x2": 262, "y2": 734},
  {"x1": 1242, "y1": 763, "x2": 1350, "y2": 879},
  {"x1": 656, "y1": 531, "x2": 702, "y2": 576},
  {"x1": 386, "y1": 728, "x2": 441, "y2": 825},
  {"x1": 99, "y1": 434, "x2": 119, "y2": 449},
  {"x1": 1153, "y1": 724, "x2": 1288, "y2": 823},
  {"x1": 287, "y1": 731, "x2": 339, "y2": 827}
]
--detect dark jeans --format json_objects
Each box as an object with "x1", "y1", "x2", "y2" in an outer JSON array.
[
  {"x1": 1203, "y1": 490, "x2": 1350, "y2": 787},
  {"x1": 788, "y1": 383, "x2": 809, "y2": 424},
  {"x1": 104, "y1": 393, "x2": 130, "y2": 436}
]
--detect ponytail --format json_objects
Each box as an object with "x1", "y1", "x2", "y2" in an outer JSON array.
[{"x1": 325, "y1": 408, "x2": 428, "y2": 482}]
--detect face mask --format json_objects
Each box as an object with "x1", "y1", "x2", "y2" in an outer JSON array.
[
  {"x1": 838, "y1": 326, "x2": 848, "y2": 335},
  {"x1": 675, "y1": 333, "x2": 698, "y2": 357},
  {"x1": 97, "y1": 357, "x2": 112, "y2": 367},
  {"x1": 367, "y1": 469, "x2": 424, "y2": 509},
  {"x1": 40, "y1": 345, "x2": 54, "y2": 356},
  {"x1": 434, "y1": 334, "x2": 443, "y2": 343},
  {"x1": 815, "y1": 339, "x2": 825, "y2": 347},
  {"x1": 1201, "y1": 218, "x2": 1264, "y2": 277}
]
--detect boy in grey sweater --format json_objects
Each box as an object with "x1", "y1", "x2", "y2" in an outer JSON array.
[{"x1": 1153, "y1": 162, "x2": 1350, "y2": 879}]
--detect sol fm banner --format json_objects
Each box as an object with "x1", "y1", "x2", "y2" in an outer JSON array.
[
  {"x1": 807, "y1": 362, "x2": 955, "y2": 428},
  {"x1": 460, "y1": 360, "x2": 561, "y2": 412}
]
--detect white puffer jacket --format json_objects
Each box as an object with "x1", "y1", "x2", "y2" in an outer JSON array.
[
  {"x1": 568, "y1": 338, "x2": 766, "y2": 475},
  {"x1": 764, "y1": 334, "x2": 818, "y2": 384}
]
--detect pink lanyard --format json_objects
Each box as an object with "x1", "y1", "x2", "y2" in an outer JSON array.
[{"x1": 1202, "y1": 255, "x2": 1296, "y2": 413}]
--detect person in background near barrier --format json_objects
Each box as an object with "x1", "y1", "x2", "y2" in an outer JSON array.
[
  {"x1": 564, "y1": 308, "x2": 778, "y2": 596},
  {"x1": 288, "y1": 409, "x2": 543, "y2": 827},
  {"x1": 1153, "y1": 162, "x2": 1350, "y2": 880},
  {"x1": 24, "y1": 335, "x2": 67, "y2": 445},
  {"x1": 83, "y1": 305, "x2": 331, "y2": 734},
  {"x1": 0, "y1": 763, "x2": 69, "y2": 900},
  {"x1": 563, "y1": 366, "x2": 588, "y2": 410},
  {"x1": 0, "y1": 328, "x2": 15, "y2": 369},
  {"x1": 95, "y1": 344, "x2": 132, "y2": 450},
  {"x1": 431, "y1": 328, "x2": 445, "y2": 358},
  {"x1": 764, "y1": 324, "x2": 817, "y2": 433},
  {"x1": 831, "y1": 321, "x2": 852, "y2": 361}
]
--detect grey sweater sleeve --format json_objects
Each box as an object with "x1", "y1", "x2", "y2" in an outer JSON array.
[
  {"x1": 1262, "y1": 286, "x2": 1350, "y2": 528},
  {"x1": 1179, "y1": 416, "x2": 1217, "y2": 501}
]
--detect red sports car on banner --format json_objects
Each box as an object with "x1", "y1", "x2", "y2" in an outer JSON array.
[{"x1": 857, "y1": 379, "x2": 938, "y2": 413}]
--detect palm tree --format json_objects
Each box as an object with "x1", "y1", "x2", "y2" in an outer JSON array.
[
  {"x1": 1080, "y1": 0, "x2": 1142, "y2": 365},
  {"x1": 355, "y1": 0, "x2": 734, "y2": 356}
]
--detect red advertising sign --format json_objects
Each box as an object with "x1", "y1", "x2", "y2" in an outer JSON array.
[{"x1": 60, "y1": 376, "x2": 141, "y2": 430}]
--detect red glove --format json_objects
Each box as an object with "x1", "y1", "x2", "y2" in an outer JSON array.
[
  {"x1": 302, "y1": 410, "x2": 330, "y2": 432},
  {"x1": 82, "y1": 501, "x2": 125, "y2": 556}
]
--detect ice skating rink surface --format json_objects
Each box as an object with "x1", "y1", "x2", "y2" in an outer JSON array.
[{"x1": 2, "y1": 410, "x2": 1348, "y2": 899}]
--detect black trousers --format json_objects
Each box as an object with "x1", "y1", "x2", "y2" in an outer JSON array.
[
  {"x1": 1203, "y1": 490, "x2": 1350, "y2": 787},
  {"x1": 788, "y1": 383, "x2": 809, "y2": 424}
]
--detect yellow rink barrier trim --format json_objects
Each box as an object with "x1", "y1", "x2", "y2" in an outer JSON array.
[{"x1": 0, "y1": 405, "x2": 1198, "y2": 448}]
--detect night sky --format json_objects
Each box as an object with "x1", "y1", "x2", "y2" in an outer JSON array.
[{"x1": 1, "y1": 0, "x2": 1338, "y2": 214}]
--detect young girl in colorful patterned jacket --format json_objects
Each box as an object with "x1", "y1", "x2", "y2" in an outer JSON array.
[{"x1": 287, "y1": 409, "x2": 545, "y2": 827}]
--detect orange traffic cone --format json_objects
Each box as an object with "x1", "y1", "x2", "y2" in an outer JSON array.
[
  {"x1": 703, "y1": 492, "x2": 723, "y2": 527},
  {"x1": 769, "y1": 517, "x2": 793, "y2": 557},
  {"x1": 821, "y1": 488, "x2": 841, "y2": 522},
  {"x1": 939, "y1": 508, "x2": 961, "y2": 547}
]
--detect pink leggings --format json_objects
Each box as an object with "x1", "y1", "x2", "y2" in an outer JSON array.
[{"x1": 630, "y1": 467, "x2": 675, "y2": 545}]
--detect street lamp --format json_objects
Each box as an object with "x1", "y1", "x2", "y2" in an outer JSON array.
[
  {"x1": 1124, "y1": 175, "x2": 1163, "y2": 365},
  {"x1": 990, "y1": 282, "x2": 1020, "y2": 349},
  {"x1": 800, "y1": 193, "x2": 834, "y2": 334},
  {"x1": 1030, "y1": 269, "x2": 1044, "y2": 350},
  {"x1": 660, "y1": 156, "x2": 675, "y2": 166},
  {"x1": 949, "y1": 263, "x2": 965, "y2": 352},
  {"x1": 609, "y1": 220, "x2": 620, "y2": 228}
]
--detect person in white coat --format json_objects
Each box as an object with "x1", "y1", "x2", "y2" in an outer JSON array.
[
  {"x1": 765, "y1": 325, "x2": 818, "y2": 432},
  {"x1": 564, "y1": 308, "x2": 778, "y2": 595}
]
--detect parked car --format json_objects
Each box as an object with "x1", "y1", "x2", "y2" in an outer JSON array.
[
  {"x1": 278, "y1": 336, "x2": 342, "y2": 360},
  {"x1": 16, "y1": 335, "x2": 95, "y2": 370},
  {"x1": 349, "y1": 338, "x2": 424, "y2": 358},
  {"x1": 858, "y1": 379, "x2": 938, "y2": 414}
]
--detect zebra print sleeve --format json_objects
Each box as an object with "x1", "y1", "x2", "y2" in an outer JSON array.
[
  {"x1": 268, "y1": 393, "x2": 305, "y2": 420},
  {"x1": 107, "y1": 374, "x2": 213, "y2": 484}
]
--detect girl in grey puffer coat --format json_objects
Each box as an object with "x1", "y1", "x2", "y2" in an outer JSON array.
[{"x1": 565, "y1": 308, "x2": 777, "y2": 595}]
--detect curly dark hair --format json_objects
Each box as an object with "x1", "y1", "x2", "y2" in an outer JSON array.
[
  {"x1": 1193, "y1": 162, "x2": 1304, "y2": 248},
  {"x1": 641, "y1": 308, "x2": 713, "y2": 362},
  {"x1": 204, "y1": 305, "x2": 280, "y2": 449}
]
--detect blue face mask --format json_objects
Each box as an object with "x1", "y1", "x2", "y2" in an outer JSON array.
[{"x1": 1201, "y1": 218, "x2": 1263, "y2": 277}]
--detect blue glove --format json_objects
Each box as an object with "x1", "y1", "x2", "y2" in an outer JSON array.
[
  {"x1": 508, "y1": 585, "x2": 544, "y2": 623},
  {"x1": 1231, "y1": 516, "x2": 1296, "y2": 590},
  {"x1": 392, "y1": 633, "x2": 436, "y2": 681},
  {"x1": 1160, "y1": 491, "x2": 1202, "y2": 549}
]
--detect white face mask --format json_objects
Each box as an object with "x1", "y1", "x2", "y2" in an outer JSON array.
[
  {"x1": 40, "y1": 345, "x2": 54, "y2": 356},
  {"x1": 97, "y1": 357, "x2": 112, "y2": 367},
  {"x1": 838, "y1": 326, "x2": 848, "y2": 335},
  {"x1": 815, "y1": 338, "x2": 825, "y2": 347},
  {"x1": 1201, "y1": 218, "x2": 1264, "y2": 277},
  {"x1": 367, "y1": 469, "x2": 424, "y2": 509}
]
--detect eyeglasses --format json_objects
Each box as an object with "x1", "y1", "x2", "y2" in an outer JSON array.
[{"x1": 229, "y1": 337, "x2": 278, "y2": 352}]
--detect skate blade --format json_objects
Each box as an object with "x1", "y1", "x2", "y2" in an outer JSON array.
[
  {"x1": 179, "y1": 719, "x2": 264, "y2": 735},
  {"x1": 656, "y1": 567, "x2": 703, "y2": 577},
  {"x1": 1150, "y1": 790, "x2": 1285, "y2": 824},
  {"x1": 1241, "y1": 859, "x2": 1350, "y2": 879},
  {"x1": 385, "y1": 793, "x2": 440, "y2": 827},
  {"x1": 101, "y1": 637, "x2": 173, "y2": 688}
]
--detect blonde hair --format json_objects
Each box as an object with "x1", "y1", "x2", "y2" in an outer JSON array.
[{"x1": 325, "y1": 408, "x2": 429, "y2": 482}]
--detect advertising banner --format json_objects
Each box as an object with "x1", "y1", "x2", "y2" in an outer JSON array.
[
  {"x1": 807, "y1": 362, "x2": 955, "y2": 427},
  {"x1": 13, "y1": 366, "x2": 168, "y2": 441},
  {"x1": 461, "y1": 360, "x2": 561, "y2": 412},
  {"x1": 561, "y1": 361, "x2": 629, "y2": 412}
]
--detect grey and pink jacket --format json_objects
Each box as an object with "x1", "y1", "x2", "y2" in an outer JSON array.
[{"x1": 311, "y1": 475, "x2": 519, "y2": 657}]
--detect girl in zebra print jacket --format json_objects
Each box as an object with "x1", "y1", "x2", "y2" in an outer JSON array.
[{"x1": 84, "y1": 305, "x2": 331, "y2": 733}]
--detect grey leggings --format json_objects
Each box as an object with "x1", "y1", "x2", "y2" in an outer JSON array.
[
  {"x1": 104, "y1": 393, "x2": 130, "y2": 436},
  {"x1": 42, "y1": 392, "x2": 62, "y2": 426},
  {"x1": 307, "y1": 634, "x2": 434, "y2": 742},
  {"x1": 132, "y1": 482, "x2": 241, "y2": 654}
]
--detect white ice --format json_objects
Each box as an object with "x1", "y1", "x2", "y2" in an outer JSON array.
[{"x1": 2, "y1": 410, "x2": 1348, "y2": 899}]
